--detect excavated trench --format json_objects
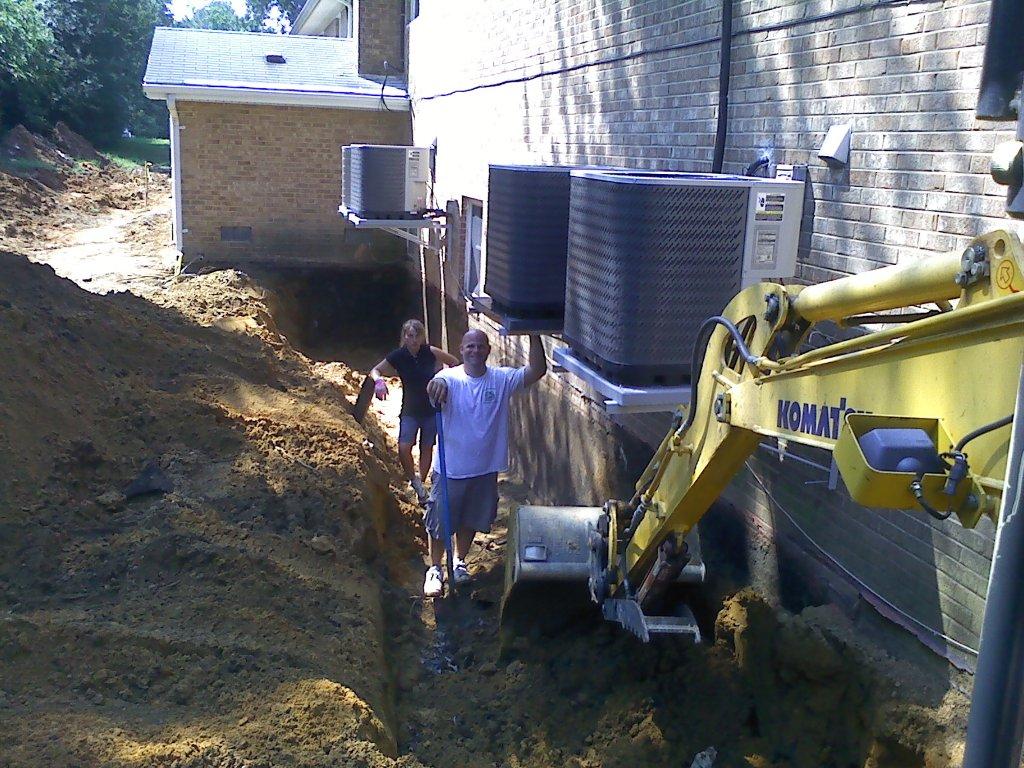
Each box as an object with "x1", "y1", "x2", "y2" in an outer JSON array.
[
  {"x1": 255, "y1": 271, "x2": 970, "y2": 768},
  {"x1": 257, "y1": 264, "x2": 421, "y2": 370},
  {"x1": 0, "y1": 170, "x2": 971, "y2": 767}
]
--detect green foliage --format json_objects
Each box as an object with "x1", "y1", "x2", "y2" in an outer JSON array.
[
  {"x1": 103, "y1": 136, "x2": 170, "y2": 167},
  {"x1": 177, "y1": 0, "x2": 259, "y2": 30},
  {"x1": 175, "y1": 0, "x2": 302, "y2": 33},
  {"x1": 0, "y1": 0, "x2": 61, "y2": 131},
  {"x1": 0, "y1": 0, "x2": 53, "y2": 80},
  {"x1": 42, "y1": 0, "x2": 173, "y2": 147},
  {"x1": 0, "y1": 0, "x2": 308, "y2": 146},
  {"x1": 246, "y1": 0, "x2": 304, "y2": 32}
]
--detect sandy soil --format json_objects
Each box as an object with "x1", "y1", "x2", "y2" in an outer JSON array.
[{"x1": 0, "y1": 149, "x2": 973, "y2": 768}]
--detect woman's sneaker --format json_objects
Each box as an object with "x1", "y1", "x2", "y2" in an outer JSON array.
[
  {"x1": 423, "y1": 565, "x2": 444, "y2": 597},
  {"x1": 452, "y1": 558, "x2": 471, "y2": 585}
]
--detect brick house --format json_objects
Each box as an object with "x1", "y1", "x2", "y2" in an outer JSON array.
[
  {"x1": 290, "y1": 0, "x2": 406, "y2": 79},
  {"x1": 407, "y1": 0, "x2": 1021, "y2": 666},
  {"x1": 143, "y1": 26, "x2": 410, "y2": 269}
]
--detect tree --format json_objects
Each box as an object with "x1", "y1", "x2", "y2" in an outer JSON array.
[
  {"x1": 42, "y1": 0, "x2": 173, "y2": 146},
  {"x1": 0, "y1": 0, "x2": 60, "y2": 131},
  {"x1": 246, "y1": 0, "x2": 304, "y2": 32},
  {"x1": 177, "y1": 0, "x2": 259, "y2": 31}
]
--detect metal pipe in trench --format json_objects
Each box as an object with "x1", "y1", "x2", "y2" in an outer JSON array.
[{"x1": 962, "y1": 363, "x2": 1024, "y2": 768}]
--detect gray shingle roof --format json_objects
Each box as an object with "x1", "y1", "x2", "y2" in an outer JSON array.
[{"x1": 144, "y1": 27, "x2": 407, "y2": 100}]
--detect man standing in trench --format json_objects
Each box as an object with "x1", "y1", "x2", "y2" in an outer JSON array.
[{"x1": 422, "y1": 329, "x2": 547, "y2": 597}]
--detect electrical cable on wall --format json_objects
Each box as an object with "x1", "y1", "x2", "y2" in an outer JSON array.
[
  {"x1": 379, "y1": 60, "x2": 392, "y2": 111},
  {"x1": 744, "y1": 461, "x2": 980, "y2": 658},
  {"x1": 417, "y1": 0, "x2": 941, "y2": 103}
]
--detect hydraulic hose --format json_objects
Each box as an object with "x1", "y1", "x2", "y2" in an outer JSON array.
[
  {"x1": 679, "y1": 315, "x2": 763, "y2": 435},
  {"x1": 621, "y1": 315, "x2": 764, "y2": 545},
  {"x1": 956, "y1": 414, "x2": 1014, "y2": 452}
]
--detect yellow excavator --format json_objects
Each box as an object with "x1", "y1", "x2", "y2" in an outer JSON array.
[
  {"x1": 502, "y1": 2, "x2": 1024, "y2": 765},
  {"x1": 503, "y1": 230, "x2": 1024, "y2": 767},
  {"x1": 504, "y1": 228, "x2": 1024, "y2": 640}
]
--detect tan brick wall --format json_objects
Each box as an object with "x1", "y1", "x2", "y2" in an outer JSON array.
[
  {"x1": 176, "y1": 101, "x2": 411, "y2": 266},
  {"x1": 409, "y1": 0, "x2": 1015, "y2": 662},
  {"x1": 358, "y1": 0, "x2": 405, "y2": 76}
]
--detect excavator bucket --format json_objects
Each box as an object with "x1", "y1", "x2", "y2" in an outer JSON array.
[{"x1": 500, "y1": 505, "x2": 604, "y2": 640}]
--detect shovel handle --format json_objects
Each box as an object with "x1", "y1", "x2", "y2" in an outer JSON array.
[{"x1": 435, "y1": 408, "x2": 456, "y2": 591}]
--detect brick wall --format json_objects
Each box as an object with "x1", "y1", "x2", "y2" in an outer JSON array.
[
  {"x1": 358, "y1": 0, "x2": 406, "y2": 76},
  {"x1": 176, "y1": 101, "x2": 410, "y2": 267},
  {"x1": 409, "y1": 0, "x2": 1019, "y2": 661}
]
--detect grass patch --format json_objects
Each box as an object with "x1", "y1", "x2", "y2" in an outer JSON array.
[
  {"x1": 0, "y1": 156, "x2": 58, "y2": 174},
  {"x1": 102, "y1": 136, "x2": 170, "y2": 168}
]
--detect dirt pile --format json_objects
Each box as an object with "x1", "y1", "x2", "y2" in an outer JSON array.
[
  {"x1": 0, "y1": 163, "x2": 168, "y2": 254},
  {"x1": 0, "y1": 165, "x2": 972, "y2": 768},
  {"x1": 53, "y1": 121, "x2": 107, "y2": 164},
  {"x1": 0, "y1": 251, "x2": 421, "y2": 767},
  {"x1": 381, "y1": 517, "x2": 968, "y2": 768},
  {"x1": 1, "y1": 124, "x2": 164, "y2": 255},
  {"x1": 1, "y1": 123, "x2": 75, "y2": 185}
]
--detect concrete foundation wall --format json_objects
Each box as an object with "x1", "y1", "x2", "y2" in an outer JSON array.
[
  {"x1": 176, "y1": 101, "x2": 410, "y2": 268},
  {"x1": 408, "y1": 0, "x2": 1016, "y2": 661}
]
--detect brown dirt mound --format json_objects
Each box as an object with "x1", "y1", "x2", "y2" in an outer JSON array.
[
  {"x1": 0, "y1": 164, "x2": 972, "y2": 767},
  {"x1": 0, "y1": 163, "x2": 170, "y2": 253},
  {"x1": 380, "y1": 524, "x2": 968, "y2": 768},
  {"x1": 0, "y1": 251, "x2": 420, "y2": 767},
  {"x1": 1, "y1": 125, "x2": 73, "y2": 190},
  {"x1": 1, "y1": 124, "x2": 73, "y2": 167},
  {"x1": 53, "y1": 121, "x2": 106, "y2": 165}
]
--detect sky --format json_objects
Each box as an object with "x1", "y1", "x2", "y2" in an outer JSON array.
[{"x1": 168, "y1": 0, "x2": 248, "y2": 21}]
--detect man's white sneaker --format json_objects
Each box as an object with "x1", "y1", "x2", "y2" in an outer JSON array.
[
  {"x1": 423, "y1": 566, "x2": 444, "y2": 597},
  {"x1": 410, "y1": 477, "x2": 428, "y2": 505},
  {"x1": 452, "y1": 558, "x2": 471, "y2": 585}
]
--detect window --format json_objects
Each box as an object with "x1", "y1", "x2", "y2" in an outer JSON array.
[
  {"x1": 407, "y1": 0, "x2": 419, "y2": 22},
  {"x1": 464, "y1": 200, "x2": 484, "y2": 297}
]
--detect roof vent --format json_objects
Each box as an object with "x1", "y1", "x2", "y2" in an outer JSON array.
[{"x1": 265, "y1": 53, "x2": 286, "y2": 64}]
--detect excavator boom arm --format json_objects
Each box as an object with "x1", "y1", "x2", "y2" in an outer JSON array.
[{"x1": 624, "y1": 230, "x2": 1024, "y2": 587}]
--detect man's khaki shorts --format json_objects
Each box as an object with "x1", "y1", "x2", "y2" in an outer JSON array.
[{"x1": 424, "y1": 471, "x2": 499, "y2": 540}]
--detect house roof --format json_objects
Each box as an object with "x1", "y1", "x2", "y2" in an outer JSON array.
[
  {"x1": 143, "y1": 27, "x2": 408, "y2": 110},
  {"x1": 291, "y1": 0, "x2": 346, "y2": 36}
]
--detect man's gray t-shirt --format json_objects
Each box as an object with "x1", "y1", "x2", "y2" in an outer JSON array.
[{"x1": 432, "y1": 365, "x2": 526, "y2": 479}]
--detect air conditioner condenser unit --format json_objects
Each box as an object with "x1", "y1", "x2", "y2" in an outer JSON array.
[
  {"x1": 564, "y1": 170, "x2": 805, "y2": 386},
  {"x1": 341, "y1": 144, "x2": 431, "y2": 218}
]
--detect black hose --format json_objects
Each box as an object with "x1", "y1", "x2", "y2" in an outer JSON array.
[
  {"x1": 745, "y1": 156, "x2": 770, "y2": 177},
  {"x1": 911, "y1": 476, "x2": 952, "y2": 521},
  {"x1": 711, "y1": 0, "x2": 732, "y2": 173},
  {"x1": 956, "y1": 414, "x2": 1014, "y2": 452},
  {"x1": 621, "y1": 314, "x2": 761, "y2": 546},
  {"x1": 680, "y1": 315, "x2": 761, "y2": 435}
]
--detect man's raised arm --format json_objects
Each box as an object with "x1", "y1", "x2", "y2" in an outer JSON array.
[{"x1": 523, "y1": 335, "x2": 547, "y2": 387}]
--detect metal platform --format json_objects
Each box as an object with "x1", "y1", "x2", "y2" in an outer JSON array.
[
  {"x1": 468, "y1": 295, "x2": 564, "y2": 336},
  {"x1": 339, "y1": 205, "x2": 445, "y2": 246},
  {"x1": 552, "y1": 347, "x2": 692, "y2": 414}
]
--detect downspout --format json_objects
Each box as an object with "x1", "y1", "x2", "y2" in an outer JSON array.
[
  {"x1": 711, "y1": 0, "x2": 733, "y2": 173},
  {"x1": 167, "y1": 95, "x2": 185, "y2": 260}
]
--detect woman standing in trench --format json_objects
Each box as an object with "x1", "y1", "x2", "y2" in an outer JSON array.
[{"x1": 370, "y1": 319, "x2": 459, "y2": 503}]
